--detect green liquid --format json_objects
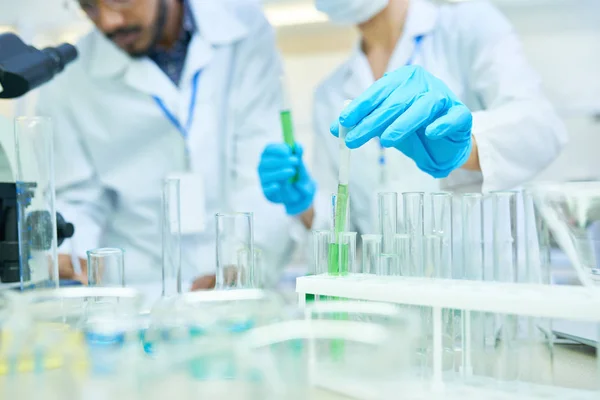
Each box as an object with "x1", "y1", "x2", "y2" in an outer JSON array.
[
  {"x1": 280, "y1": 110, "x2": 299, "y2": 183},
  {"x1": 334, "y1": 183, "x2": 349, "y2": 235},
  {"x1": 328, "y1": 242, "x2": 349, "y2": 276}
]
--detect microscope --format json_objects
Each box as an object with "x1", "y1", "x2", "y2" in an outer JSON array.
[{"x1": 0, "y1": 33, "x2": 78, "y2": 287}]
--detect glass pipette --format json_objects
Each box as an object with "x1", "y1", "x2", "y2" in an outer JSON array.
[{"x1": 334, "y1": 100, "x2": 352, "y2": 239}]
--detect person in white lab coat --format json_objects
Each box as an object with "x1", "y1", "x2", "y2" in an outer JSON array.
[
  {"x1": 258, "y1": 0, "x2": 568, "y2": 236},
  {"x1": 38, "y1": 0, "x2": 295, "y2": 289}
]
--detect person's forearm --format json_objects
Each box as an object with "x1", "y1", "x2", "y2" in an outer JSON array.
[
  {"x1": 300, "y1": 207, "x2": 314, "y2": 230},
  {"x1": 461, "y1": 134, "x2": 481, "y2": 171}
]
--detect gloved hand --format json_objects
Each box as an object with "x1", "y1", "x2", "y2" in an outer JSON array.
[
  {"x1": 258, "y1": 143, "x2": 316, "y2": 216},
  {"x1": 331, "y1": 65, "x2": 473, "y2": 178}
]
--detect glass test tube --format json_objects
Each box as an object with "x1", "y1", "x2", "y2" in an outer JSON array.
[
  {"x1": 378, "y1": 192, "x2": 398, "y2": 255},
  {"x1": 431, "y1": 192, "x2": 453, "y2": 279},
  {"x1": 329, "y1": 231, "x2": 356, "y2": 276},
  {"x1": 523, "y1": 191, "x2": 551, "y2": 285},
  {"x1": 492, "y1": 191, "x2": 518, "y2": 283},
  {"x1": 161, "y1": 178, "x2": 182, "y2": 297},
  {"x1": 14, "y1": 117, "x2": 59, "y2": 289},
  {"x1": 329, "y1": 194, "x2": 350, "y2": 275},
  {"x1": 491, "y1": 192, "x2": 520, "y2": 383},
  {"x1": 361, "y1": 234, "x2": 381, "y2": 274},
  {"x1": 216, "y1": 212, "x2": 254, "y2": 289},
  {"x1": 460, "y1": 193, "x2": 485, "y2": 377},
  {"x1": 313, "y1": 230, "x2": 331, "y2": 275},
  {"x1": 394, "y1": 234, "x2": 410, "y2": 276},
  {"x1": 87, "y1": 248, "x2": 125, "y2": 287},
  {"x1": 403, "y1": 192, "x2": 425, "y2": 277},
  {"x1": 378, "y1": 254, "x2": 399, "y2": 276}
]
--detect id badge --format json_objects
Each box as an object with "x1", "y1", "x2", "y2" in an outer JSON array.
[{"x1": 168, "y1": 172, "x2": 206, "y2": 234}]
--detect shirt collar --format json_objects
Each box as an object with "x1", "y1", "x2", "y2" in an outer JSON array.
[
  {"x1": 87, "y1": 0, "x2": 248, "y2": 79},
  {"x1": 343, "y1": 0, "x2": 439, "y2": 96}
]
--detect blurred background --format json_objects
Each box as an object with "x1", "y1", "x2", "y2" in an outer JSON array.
[{"x1": 0, "y1": 0, "x2": 598, "y2": 182}]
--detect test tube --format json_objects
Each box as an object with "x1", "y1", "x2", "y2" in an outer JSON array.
[
  {"x1": 378, "y1": 254, "x2": 400, "y2": 276},
  {"x1": 161, "y1": 178, "x2": 182, "y2": 297},
  {"x1": 424, "y1": 235, "x2": 442, "y2": 278},
  {"x1": 393, "y1": 234, "x2": 411, "y2": 276},
  {"x1": 313, "y1": 230, "x2": 331, "y2": 275},
  {"x1": 341, "y1": 232, "x2": 357, "y2": 274},
  {"x1": 329, "y1": 231, "x2": 356, "y2": 276},
  {"x1": 523, "y1": 191, "x2": 551, "y2": 285},
  {"x1": 361, "y1": 234, "x2": 382, "y2": 274},
  {"x1": 492, "y1": 191, "x2": 518, "y2": 283},
  {"x1": 519, "y1": 191, "x2": 554, "y2": 384},
  {"x1": 216, "y1": 212, "x2": 254, "y2": 289},
  {"x1": 460, "y1": 193, "x2": 485, "y2": 378},
  {"x1": 14, "y1": 117, "x2": 59, "y2": 289},
  {"x1": 403, "y1": 192, "x2": 425, "y2": 277},
  {"x1": 431, "y1": 192, "x2": 453, "y2": 279},
  {"x1": 378, "y1": 192, "x2": 398, "y2": 255},
  {"x1": 329, "y1": 194, "x2": 350, "y2": 276},
  {"x1": 87, "y1": 248, "x2": 125, "y2": 287}
]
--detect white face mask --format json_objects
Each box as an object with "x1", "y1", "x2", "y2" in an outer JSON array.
[{"x1": 315, "y1": 0, "x2": 389, "y2": 25}]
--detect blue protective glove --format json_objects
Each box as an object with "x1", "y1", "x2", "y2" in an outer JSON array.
[
  {"x1": 331, "y1": 65, "x2": 473, "y2": 178},
  {"x1": 258, "y1": 143, "x2": 316, "y2": 216}
]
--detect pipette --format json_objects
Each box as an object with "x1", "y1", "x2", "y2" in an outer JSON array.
[
  {"x1": 334, "y1": 100, "x2": 352, "y2": 239},
  {"x1": 329, "y1": 100, "x2": 352, "y2": 277},
  {"x1": 279, "y1": 76, "x2": 298, "y2": 182}
]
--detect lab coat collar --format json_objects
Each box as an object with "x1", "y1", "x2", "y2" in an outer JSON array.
[
  {"x1": 342, "y1": 0, "x2": 439, "y2": 99},
  {"x1": 86, "y1": 0, "x2": 248, "y2": 81}
]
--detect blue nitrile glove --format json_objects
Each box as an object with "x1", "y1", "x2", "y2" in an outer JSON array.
[
  {"x1": 331, "y1": 65, "x2": 473, "y2": 178},
  {"x1": 258, "y1": 143, "x2": 316, "y2": 216}
]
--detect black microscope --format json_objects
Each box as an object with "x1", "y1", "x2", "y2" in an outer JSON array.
[{"x1": 0, "y1": 33, "x2": 79, "y2": 287}]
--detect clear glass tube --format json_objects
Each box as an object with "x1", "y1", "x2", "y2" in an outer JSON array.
[
  {"x1": 431, "y1": 192, "x2": 453, "y2": 279},
  {"x1": 523, "y1": 191, "x2": 551, "y2": 285},
  {"x1": 460, "y1": 193, "x2": 485, "y2": 378},
  {"x1": 14, "y1": 117, "x2": 58, "y2": 289},
  {"x1": 161, "y1": 178, "x2": 181, "y2": 297},
  {"x1": 329, "y1": 231, "x2": 356, "y2": 276},
  {"x1": 492, "y1": 191, "x2": 518, "y2": 283},
  {"x1": 378, "y1": 192, "x2": 398, "y2": 254},
  {"x1": 461, "y1": 193, "x2": 485, "y2": 281},
  {"x1": 378, "y1": 254, "x2": 399, "y2": 276},
  {"x1": 424, "y1": 234, "x2": 442, "y2": 278},
  {"x1": 393, "y1": 234, "x2": 410, "y2": 276},
  {"x1": 87, "y1": 248, "x2": 125, "y2": 287},
  {"x1": 313, "y1": 230, "x2": 331, "y2": 275},
  {"x1": 331, "y1": 192, "x2": 350, "y2": 241},
  {"x1": 403, "y1": 192, "x2": 425, "y2": 277},
  {"x1": 215, "y1": 212, "x2": 254, "y2": 289},
  {"x1": 361, "y1": 234, "x2": 382, "y2": 274}
]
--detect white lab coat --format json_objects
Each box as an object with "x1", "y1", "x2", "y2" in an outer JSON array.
[
  {"x1": 311, "y1": 0, "x2": 568, "y2": 236},
  {"x1": 37, "y1": 0, "x2": 295, "y2": 286}
]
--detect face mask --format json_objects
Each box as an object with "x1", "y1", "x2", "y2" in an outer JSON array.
[{"x1": 315, "y1": 0, "x2": 388, "y2": 25}]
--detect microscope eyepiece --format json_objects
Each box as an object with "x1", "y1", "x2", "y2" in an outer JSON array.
[
  {"x1": 42, "y1": 43, "x2": 78, "y2": 73},
  {"x1": 0, "y1": 33, "x2": 78, "y2": 99}
]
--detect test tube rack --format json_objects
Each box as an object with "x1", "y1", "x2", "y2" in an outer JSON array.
[{"x1": 296, "y1": 274, "x2": 600, "y2": 399}]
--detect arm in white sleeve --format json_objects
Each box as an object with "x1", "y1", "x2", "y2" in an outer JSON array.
[
  {"x1": 228, "y1": 6, "x2": 296, "y2": 277},
  {"x1": 37, "y1": 88, "x2": 113, "y2": 260},
  {"x1": 444, "y1": 2, "x2": 568, "y2": 193}
]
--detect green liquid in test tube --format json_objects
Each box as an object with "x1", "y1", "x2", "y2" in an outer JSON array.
[{"x1": 280, "y1": 76, "x2": 299, "y2": 183}]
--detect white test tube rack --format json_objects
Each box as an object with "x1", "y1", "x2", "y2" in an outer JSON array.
[{"x1": 296, "y1": 274, "x2": 600, "y2": 399}]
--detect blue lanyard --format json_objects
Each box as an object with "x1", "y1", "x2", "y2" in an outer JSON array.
[
  {"x1": 379, "y1": 35, "x2": 425, "y2": 170},
  {"x1": 152, "y1": 70, "x2": 201, "y2": 140}
]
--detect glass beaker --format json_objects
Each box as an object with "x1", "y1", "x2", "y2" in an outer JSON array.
[
  {"x1": 87, "y1": 248, "x2": 125, "y2": 287},
  {"x1": 14, "y1": 116, "x2": 58, "y2": 289},
  {"x1": 215, "y1": 213, "x2": 254, "y2": 289}
]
